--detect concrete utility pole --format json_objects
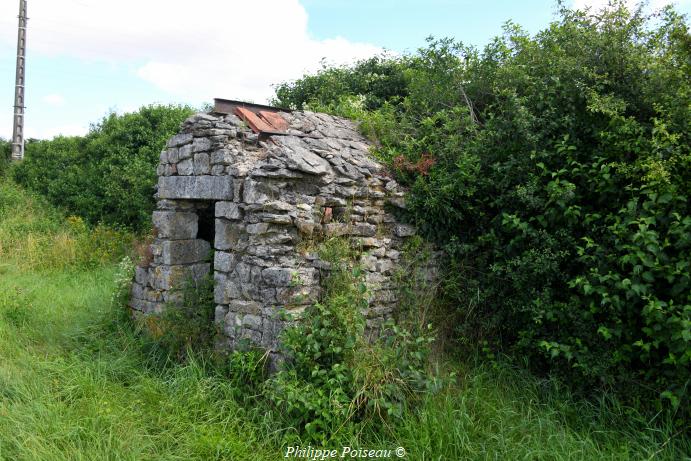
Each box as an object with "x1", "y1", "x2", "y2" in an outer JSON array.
[{"x1": 11, "y1": 0, "x2": 28, "y2": 161}]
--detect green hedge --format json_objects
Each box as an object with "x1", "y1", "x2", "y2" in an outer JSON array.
[
  {"x1": 11, "y1": 104, "x2": 194, "y2": 231},
  {"x1": 0, "y1": 138, "x2": 10, "y2": 176},
  {"x1": 274, "y1": 3, "x2": 691, "y2": 413}
]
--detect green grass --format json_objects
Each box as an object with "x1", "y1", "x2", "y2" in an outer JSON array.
[
  {"x1": 390, "y1": 365, "x2": 688, "y2": 460},
  {"x1": 1, "y1": 178, "x2": 688, "y2": 460},
  {"x1": 0, "y1": 266, "x2": 279, "y2": 461},
  {"x1": 0, "y1": 180, "x2": 132, "y2": 271}
]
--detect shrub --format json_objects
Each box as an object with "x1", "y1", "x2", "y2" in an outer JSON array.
[
  {"x1": 273, "y1": 2, "x2": 691, "y2": 415},
  {"x1": 0, "y1": 138, "x2": 10, "y2": 176},
  {"x1": 272, "y1": 55, "x2": 409, "y2": 111},
  {"x1": 10, "y1": 104, "x2": 194, "y2": 231}
]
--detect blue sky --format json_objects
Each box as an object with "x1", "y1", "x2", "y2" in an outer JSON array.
[
  {"x1": 0, "y1": 0, "x2": 688, "y2": 140},
  {"x1": 303, "y1": 0, "x2": 558, "y2": 52}
]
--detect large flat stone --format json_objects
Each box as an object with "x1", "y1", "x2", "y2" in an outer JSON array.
[
  {"x1": 152, "y1": 211, "x2": 198, "y2": 240},
  {"x1": 161, "y1": 239, "x2": 211, "y2": 265},
  {"x1": 193, "y1": 153, "x2": 211, "y2": 175},
  {"x1": 215, "y1": 219, "x2": 243, "y2": 251},
  {"x1": 214, "y1": 272, "x2": 242, "y2": 303},
  {"x1": 214, "y1": 251, "x2": 236, "y2": 272},
  {"x1": 262, "y1": 267, "x2": 293, "y2": 286},
  {"x1": 215, "y1": 201, "x2": 243, "y2": 220},
  {"x1": 229, "y1": 300, "x2": 262, "y2": 315},
  {"x1": 276, "y1": 136, "x2": 332, "y2": 176},
  {"x1": 167, "y1": 133, "x2": 193, "y2": 148},
  {"x1": 151, "y1": 263, "x2": 210, "y2": 290},
  {"x1": 158, "y1": 176, "x2": 233, "y2": 200},
  {"x1": 242, "y1": 179, "x2": 272, "y2": 203},
  {"x1": 193, "y1": 137, "x2": 212, "y2": 153},
  {"x1": 177, "y1": 158, "x2": 194, "y2": 175}
]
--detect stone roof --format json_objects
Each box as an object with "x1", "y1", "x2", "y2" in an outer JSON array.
[{"x1": 156, "y1": 109, "x2": 406, "y2": 209}]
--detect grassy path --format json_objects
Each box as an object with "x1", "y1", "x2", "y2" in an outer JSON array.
[{"x1": 0, "y1": 266, "x2": 279, "y2": 460}]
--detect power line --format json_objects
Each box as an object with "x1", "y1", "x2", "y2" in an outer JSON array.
[{"x1": 11, "y1": 0, "x2": 27, "y2": 161}]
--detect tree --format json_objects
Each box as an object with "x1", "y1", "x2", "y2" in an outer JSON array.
[{"x1": 11, "y1": 104, "x2": 195, "y2": 231}]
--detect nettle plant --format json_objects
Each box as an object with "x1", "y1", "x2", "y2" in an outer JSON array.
[{"x1": 264, "y1": 237, "x2": 438, "y2": 444}]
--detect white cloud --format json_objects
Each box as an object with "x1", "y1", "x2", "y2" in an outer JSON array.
[
  {"x1": 0, "y1": 0, "x2": 382, "y2": 104},
  {"x1": 43, "y1": 94, "x2": 65, "y2": 106},
  {"x1": 572, "y1": 0, "x2": 691, "y2": 12}
]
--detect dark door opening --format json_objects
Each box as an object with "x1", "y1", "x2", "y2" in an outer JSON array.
[{"x1": 196, "y1": 202, "x2": 216, "y2": 271}]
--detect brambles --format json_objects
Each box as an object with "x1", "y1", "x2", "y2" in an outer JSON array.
[{"x1": 275, "y1": 2, "x2": 691, "y2": 415}]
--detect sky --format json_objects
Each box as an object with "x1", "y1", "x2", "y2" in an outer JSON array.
[{"x1": 0, "y1": 0, "x2": 689, "y2": 140}]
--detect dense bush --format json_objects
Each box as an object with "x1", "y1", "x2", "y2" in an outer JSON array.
[
  {"x1": 273, "y1": 55, "x2": 409, "y2": 111},
  {"x1": 274, "y1": 2, "x2": 691, "y2": 413},
  {"x1": 0, "y1": 138, "x2": 10, "y2": 176},
  {"x1": 10, "y1": 104, "x2": 194, "y2": 231}
]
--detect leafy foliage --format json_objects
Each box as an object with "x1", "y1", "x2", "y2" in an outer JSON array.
[
  {"x1": 153, "y1": 273, "x2": 216, "y2": 361},
  {"x1": 1, "y1": 166, "x2": 688, "y2": 459},
  {"x1": 265, "y1": 238, "x2": 438, "y2": 443},
  {"x1": 10, "y1": 104, "x2": 194, "y2": 231},
  {"x1": 274, "y1": 2, "x2": 691, "y2": 414},
  {"x1": 0, "y1": 179, "x2": 133, "y2": 270},
  {"x1": 0, "y1": 138, "x2": 10, "y2": 176},
  {"x1": 272, "y1": 55, "x2": 409, "y2": 111}
]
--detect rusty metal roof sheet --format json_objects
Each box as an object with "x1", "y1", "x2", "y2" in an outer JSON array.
[
  {"x1": 234, "y1": 107, "x2": 276, "y2": 133},
  {"x1": 213, "y1": 98, "x2": 291, "y2": 116},
  {"x1": 213, "y1": 98, "x2": 293, "y2": 139}
]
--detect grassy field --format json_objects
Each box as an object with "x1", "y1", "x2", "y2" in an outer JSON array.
[{"x1": 1, "y1": 179, "x2": 688, "y2": 460}]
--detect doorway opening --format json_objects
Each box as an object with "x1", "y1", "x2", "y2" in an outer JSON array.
[{"x1": 195, "y1": 202, "x2": 216, "y2": 271}]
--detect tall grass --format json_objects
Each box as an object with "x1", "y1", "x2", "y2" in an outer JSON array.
[
  {"x1": 0, "y1": 267, "x2": 279, "y2": 461},
  {"x1": 0, "y1": 180, "x2": 133, "y2": 271},
  {"x1": 1, "y1": 178, "x2": 688, "y2": 460},
  {"x1": 389, "y1": 362, "x2": 689, "y2": 460}
]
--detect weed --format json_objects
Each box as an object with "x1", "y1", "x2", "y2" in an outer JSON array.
[
  {"x1": 155, "y1": 273, "x2": 216, "y2": 361},
  {"x1": 265, "y1": 237, "x2": 440, "y2": 443},
  {"x1": 0, "y1": 180, "x2": 134, "y2": 271}
]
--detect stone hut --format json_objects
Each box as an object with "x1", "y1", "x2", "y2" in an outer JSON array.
[{"x1": 129, "y1": 99, "x2": 422, "y2": 353}]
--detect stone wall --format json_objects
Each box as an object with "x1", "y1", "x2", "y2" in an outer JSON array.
[{"x1": 129, "y1": 108, "x2": 431, "y2": 353}]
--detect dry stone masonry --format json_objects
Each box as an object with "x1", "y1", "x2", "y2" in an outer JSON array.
[{"x1": 129, "y1": 103, "x2": 429, "y2": 353}]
